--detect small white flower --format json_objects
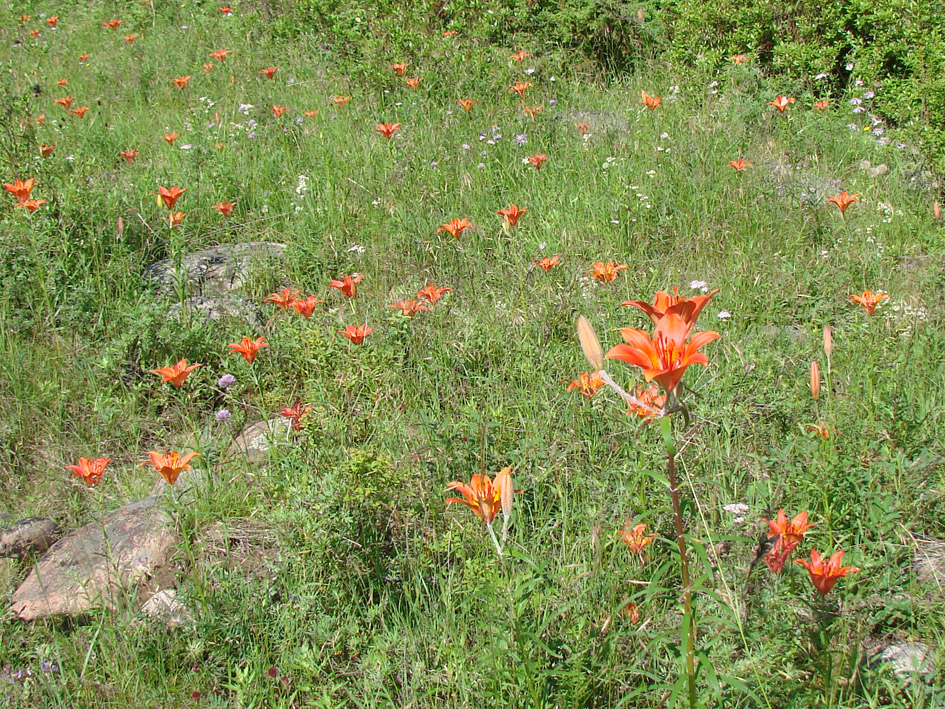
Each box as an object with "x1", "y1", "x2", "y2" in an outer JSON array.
[
  {"x1": 538, "y1": 241, "x2": 547, "y2": 251},
  {"x1": 717, "y1": 310, "x2": 731, "y2": 319},
  {"x1": 724, "y1": 503, "x2": 749, "y2": 514},
  {"x1": 347, "y1": 244, "x2": 365, "y2": 253},
  {"x1": 237, "y1": 104, "x2": 253, "y2": 114},
  {"x1": 690, "y1": 280, "x2": 708, "y2": 291},
  {"x1": 179, "y1": 144, "x2": 193, "y2": 150},
  {"x1": 814, "y1": 72, "x2": 828, "y2": 80},
  {"x1": 525, "y1": 68, "x2": 535, "y2": 75}
]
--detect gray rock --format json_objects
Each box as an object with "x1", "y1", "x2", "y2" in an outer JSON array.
[
  {"x1": 0, "y1": 518, "x2": 59, "y2": 558},
  {"x1": 168, "y1": 295, "x2": 266, "y2": 332},
  {"x1": 875, "y1": 642, "x2": 934, "y2": 679},
  {"x1": 914, "y1": 539, "x2": 945, "y2": 590},
  {"x1": 144, "y1": 242, "x2": 286, "y2": 295},
  {"x1": 11, "y1": 496, "x2": 177, "y2": 620},
  {"x1": 229, "y1": 418, "x2": 292, "y2": 464},
  {"x1": 139, "y1": 589, "x2": 193, "y2": 629}
]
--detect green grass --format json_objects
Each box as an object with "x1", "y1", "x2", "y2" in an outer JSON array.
[{"x1": 1, "y1": 2, "x2": 944, "y2": 707}]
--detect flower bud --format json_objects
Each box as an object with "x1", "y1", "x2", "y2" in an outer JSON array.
[
  {"x1": 823, "y1": 325, "x2": 832, "y2": 358},
  {"x1": 810, "y1": 361, "x2": 821, "y2": 401}
]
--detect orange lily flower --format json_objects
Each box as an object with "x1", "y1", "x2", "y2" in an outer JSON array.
[
  {"x1": 120, "y1": 149, "x2": 139, "y2": 163},
  {"x1": 731, "y1": 53, "x2": 747, "y2": 64},
  {"x1": 850, "y1": 290, "x2": 888, "y2": 315},
  {"x1": 446, "y1": 467, "x2": 514, "y2": 526},
  {"x1": 54, "y1": 96, "x2": 74, "y2": 110},
  {"x1": 20, "y1": 15, "x2": 30, "y2": 22},
  {"x1": 496, "y1": 204, "x2": 527, "y2": 228},
  {"x1": 291, "y1": 295, "x2": 324, "y2": 318},
  {"x1": 212, "y1": 201, "x2": 236, "y2": 217},
  {"x1": 457, "y1": 98, "x2": 477, "y2": 113},
  {"x1": 279, "y1": 401, "x2": 311, "y2": 431},
  {"x1": 405, "y1": 77, "x2": 423, "y2": 91},
  {"x1": 158, "y1": 185, "x2": 187, "y2": 209},
  {"x1": 163, "y1": 132, "x2": 180, "y2": 145},
  {"x1": 39, "y1": 144, "x2": 55, "y2": 157},
  {"x1": 172, "y1": 76, "x2": 191, "y2": 89},
  {"x1": 509, "y1": 49, "x2": 531, "y2": 62},
  {"x1": 30, "y1": 30, "x2": 40, "y2": 39},
  {"x1": 442, "y1": 30, "x2": 458, "y2": 37},
  {"x1": 35, "y1": 114, "x2": 46, "y2": 124},
  {"x1": 15, "y1": 199, "x2": 45, "y2": 213},
  {"x1": 141, "y1": 451, "x2": 199, "y2": 485},
  {"x1": 768, "y1": 96, "x2": 795, "y2": 112},
  {"x1": 46, "y1": 16, "x2": 58, "y2": 28},
  {"x1": 565, "y1": 371, "x2": 604, "y2": 398},
  {"x1": 416, "y1": 283, "x2": 451, "y2": 304},
  {"x1": 219, "y1": 5, "x2": 234, "y2": 14},
  {"x1": 606, "y1": 313, "x2": 720, "y2": 394},
  {"x1": 332, "y1": 95, "x2": 351, "y2": 109},
  {"x1": 390, "y1": 299, "x2": 429, "y2": 317},
  {"x1": 522, "y1": 105, "x2": 543, "y2": 119},
  {"x1": 391, "y1": 62, "x2": 408, "y2": 76},
  {"x1": 264, "y1": 288, "x2": 301, "y2": 310},
  {"x1": 509, "y1": 81, "x2": 532, "y2": 98},
  {"x1": 123, "y1": 34, "x2": 137, "y2": 44},
  {"x1": 729, "y1": 158, "x2": 751, "y2": 171},
  {"x1": 826, "y1": 191, "x2": 860, "y2": 214},
  {"x1": 329, "y1": 273, "x2": 362, "y2": 298},
  {"x1": 534, "y1": 255, "x2": 561, "y2": 271},
  {"x1": 259, "y1": 66, "x2": 278, "y2": 79},
  {"x1": 304, "y1": 110, "x2": 319, "y2": 119},
  {"x1": 437, "y1": 217, "x2": 473, "y2": 239},
  {"x1": 587, "y1": 261, "x2": 628, "y2": 283},
  {"x1": 640, "y1": 90, "x2": 661, "y2": 110},
  {"x1": 619, "y1": 521, "x2": 656, "y2": 554},
  {"x1": 202, "y1": 63, "x2": 214, "y2": 73},
  {"x1": 167, "y1": 211, "x2": 186, "y2": 228},
  {"x1": 575, "y1": 121, "x2": 589, "y2": 135},
  {"x1": 67, "y1": 457, "x2": 110, "y2": 487},
  {"x1": 805, "y1": 423, "x2": 831, "y2": 440},
  {"x1": 814, "y1": 100, "x2": 830, "y2": 111},
  {"x1": 626, "y1": 384, "x2": 667, "y2": 419},
  {"x1": 228, "y1": 336, "x2": 269, "y2": 363},
  {"x1": 103, "y1": 19, "x2": 123, "y2": 30},
  {"x1": 56, "y1": 79, "x2": 68, "y2": 87},
  {"x1": 338, "y1": 324, "x2": 373, "y2": 344},
  {"x1": 375, "y1": 122, "x2": 402, "y2": 140},
  {"x1": 70, "y1": 106, "x2": 89, "y2": 118},
  {"x1": 4, "y1": 178, "x2": 36, "y2": 202},
  {"x1": 527, "y1": 153, "x2": 547, "y2": 170},
  {"x1": 210, "y1": 49, "x2": 231, "y2": 61},
  {"x1": 152, "y1": 359, "x2": 202, "y2": 388},
  {"x1": 795, "y1": 549, "x2": 860, "y2": 594},
  {"x1": 78, "y1": 54, "x2": 90, "y2": 62},
  {"x1": 622, "y1": 286, "x2": 719, "y2": 331},
  {"x1": 270, "y1": 105, "x2": 286, "y2": 117},
  {"x1": 764, "y1": 509, "x2": 815, "y2": 573}
]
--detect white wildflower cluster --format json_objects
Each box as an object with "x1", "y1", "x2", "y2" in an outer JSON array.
[{"x1": 602, "y1": 156, "x2": 627, "y2": 170}]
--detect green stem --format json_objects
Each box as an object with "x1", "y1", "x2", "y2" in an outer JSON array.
[{"x1": 487, "y1": 523, "x2": 503, "y2": 558}]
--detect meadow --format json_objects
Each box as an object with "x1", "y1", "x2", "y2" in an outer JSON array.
[{"x1": 1, "y1": 2, "x2": 944, "y2": 707}]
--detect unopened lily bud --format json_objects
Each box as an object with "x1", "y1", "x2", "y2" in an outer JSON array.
[
  {"x1": 935, "y1": 201, "x2": 941, "y2": 221},
  {"x1": 823, "y1": 325, "x2": 832, "y2": 358},
  {"x1": 810, "y1": 361, "x2": 821, "y2": 401}
]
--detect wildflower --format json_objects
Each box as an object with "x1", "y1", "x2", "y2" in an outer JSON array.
[
  {"x1": 619, "y1": 521, "x2": 656, "y2": 554},
  {"x1": 527, "y1": 153, "x2": 547, "y2": 170},
  {"x1": 215, "y1": 409, "x2": 231, "y2": 421},
  {"x1": 4, "y1": 178, "x2": 36, "y2": 202},
  {"x1": 332, "y1": 96, "x2": 351, "y2": 109},
  {"x1": 729, "y1": 158, "x2": 751, "y2": 171},
  {"x1": 120, "y1": 149, "x2": 139, "y2": 163},
  {"x1": 15, "y1": 199, "x2": 45, "y2": 214},
  {"x1": 259, "y1": 67, "x2": 278, "y2": 80},
  {"x1": 152, "y1": 359, "x2": 202, "y2": 388},
  {"x1": 810, "y1": 361, "x2": 821, "y2": 400},
  {"x1": 66, "y1": 457, "x2": 110, "y2": 487},
  {"x1": 730, "y1": 54, "x2": 747, "y2": 64},
  {"x1": 228, "y1": 336, "x2": 269, "y2": 363},
  {"x1": 764, "y1": 509, "x2": 815, "y2": 573},
  {"x1": 57, "y1": 79, "x2": 68, "y2": 87},
  {"x1": 768, "y1": 96, "x2": 795, "y2": 112},
  {"x1": 338, "y1": 324, "x2": 373, "y2": 344},
  {"x1": 457, "y1": 98, "x2": 477, "y2": 113},
  {"x1": 103, "y1": 19, "x2": 123, "y2": 30},
  {"x1": 375, "y1": 123, "x2": 402, "y2": 139},
  {"x1": 405, "y1": 77, "x2": 423, "y2": 91},
  {"x1": 850, "y1": 290, "x2": 888, "y2": 315},
  {"x1": 202, "y1": 63, "x2": 214, "y2": 73},
  {"x1": 163, "y1": 132, "x2": 180, "y2": 145},
  {"x1": 565, "y1": 371, "x2": 604, "y2": 398},
  {"x1": 826, "y1": 191, "x2": 860, "y2": 215},
  {"x1": 158, "y1": 185, "x2": 187, "y2": 209},
  {"x1": 291, "y1": 295, "x2": 324, "y2": 318},
  {"x1": 141, "y1": 451, "x2": 199, "y2": 485},
  {"x1": 30, "y1": 29, "x2": 40, "y2": 39},
  {"x1": 329, "y1": 273, "x2": 361, "y2": 298},
  {"x1": 795, "y1": 549, "x2": 860, "y2": 594},
  {"x1": 446, "y1": 467, "x2": 514, "y2": 526},
  {"x1": 219, "y1": 5, "x2": 234, "y2": 14},
  {"x1": 264, "y1": 288, "x2": 301, "y2": 311},
  {"x1": 805, "y1": 423, "x2": 830, "y2": 440},
  {"x1": 606, "y1": 313, "x2": 720, "y2": 394},
  {"x1": 534, "y1": 255, "x2": 561, "y2": 271},
  {"x1": 304, "y1": 109, "x2": 318, "y2": 119},
  {"x1": 217, "y1": 374, "x2": 236, "y2": 390},
  {"x1": 270, "y1": 105, "x2": 286, "y2": 117},
  {"x1": 575, "y1": 121, "x2": 589, "y2": 135},
  {"x1": 123, "y1": 34, "x2": 136, "y2": 43},
  {"x1": 390, "y1": 299, "x2": 429, "y2": 317},
  {"x1": 509, "y1": 50, "x2": 531, "y2": 62},
  {"x1": 588, "y1": 261, "x2": 629, "y2": 283},
  {"x1": 391, "y1": 62, "x2": 408, "y2": 76},
  {"x1": 211, "y1": 201, "x2": 236, "y2": 217},
  {"x1": 496, "y1": 204, "x2": 527, "y2": 228},
  {"x1": 35, "y1": 114, "x2": 46, "y2": 124},
  {"x1": 167, "y1": 211, "x2": 186, "y2": 228},
  {"x1": 78, "y1": 54, "x2": 90, "y2": 62},
  {"x1": 279, "y1": 401, "x2": 311, "y2": 431},
  {"x1": 509, "y1": 81, "x2": 531, "y2": 98},
  {"x1": 209, "y1": 49, "x2": 231, "y2": 61},
  {"x1": 172, "y1": 76, "x2": 191, "y2": 89},
  {"x1": 640, "y1": 90, "x2": 661, "y2": 110},
  {"x1": 54, "y1": 96, "x2": 74, "y2": 110},
  {"x1": 417, "y1": 283, "x2": 451, "y2": 304},
  {"x1": 437, "y1": 217, "x2": 473, "y2": 238},
  {"x1": 69, "y1": 106, "x2": 89, "y2": 118},
  {"x1": 814, "y1": 100, "x2": 830, "y2": 111},
  {"x1": 46, "y1": 16, "x2": 58, "y2": 28},
  {"x1": 626, "y1": 384, "x2": 666, "y2": 419},
  {"x1": 39, "y1": 144, "x2": 55, "y2": 157},
  {"x1": 522, "y1": 105, "x2": 543, "y2": 119}
]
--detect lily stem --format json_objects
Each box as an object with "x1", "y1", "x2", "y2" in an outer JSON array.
[{"x1": 487, "y1": 523, "x2": 503, "y2": 558}]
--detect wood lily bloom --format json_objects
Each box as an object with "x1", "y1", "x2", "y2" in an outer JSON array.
[
  {"x1": 264, "y1": 288, "x2": 302, "y2": 311},
  {"x1": 67, "y1": 457, "x2": 110, "y2": 487},
  {"x1": 390, "y1": 299, "x2": 429, "y2": 317},
  {"x1": 640, "y1": 90, "x2": 661, "y2": 110},
  {"x1": 332, "y1": 96, "x2": 351, "y2": 109},
  {"x1": 163, "y1": 132, "x2": 180, "y2": 145},
  {"x1": 565, "y1": 371, "x2": 605, "y2": 398},
  {"x1": 172, "y1": 76, "x2": 191, "y2": 89},
  {"x1": 54, "y1": 96, "x2": 74, "y2": 110},
  {"x1": 70, "y1": 106, "x2": 90, "y2": 118},
  {"x1": 497, "y1": 204, "x2": 527, "y2": 228},
  {"x1": 39, "y1": 144, "x2": 55, "y2": 157},
  {"x1": 120, "y1": 149, "x2": 139, "y2": 163},
  {"x1": 446, "y1": 467, "x2": 514, "y2": 526},
  {"x1": 329, "y1": 273, "x2": 361, "y2": 298},
  {"x1": 527, "y1": 153, "x2": 547, "y2": 170},
  {"x1": 212, "y1": 201, "x2": 236, "y2": 217},
  {"x1": 228, "y1": 336, "x2": 269, "y2": 364},
  {"x1": 826, "y1": 191, "x2": 860, "y2": 215},
  {"x1": 588, "y1": 261, "x2": 628, "y2": 283},
  {"x1": 375, "y1": 122, "x2": 402, "y2": 139},
  {"x1": 279, "y1": 401, "x2": 311, "y2": 431},
  {"x1": 391, "y1": 62, "x2": 408, "y2": 76},
  {"x1": 123, "y1": 34, "x2": 137, "y2": 44},
  {"x1": 291, "y1": 295, "x2": 324, "y2": 318},
  {"x1": 270, "y1": 105, "x2": 286, "y2": 117},
  {"x1": 46, "y1": 16, "x2": 58, "y2": 27},
  {"x1": 167, "y1": 211, "x2": 186, "y2": 228},
  {"x1": 764, "y1": 509, "x2": 815, "y2": 573},
  {"x1": 509, "y1": 50, "x2": 531, "y2": 62},
  {"x1": 210, "y1": 49, "x2": 231, "y2": 61},
  {"x1": 142, "y1": 451, "x2": 199, "y2": 485},
  {"x1": 729, "y1": 158, "x2": 751, "y2": 171},
  {"x1": 620, "y1": 521, "x2": 656, "y2": 554},
  {"x1": 103, "y1": 19, "x2": 123, "y2": 30},
  {"x1": 627, "y1": 385, "x2": 667, "y2": 419},
  {"x1": 152, "y1": 359, "x2": 202, "y2": 388},
  {"x1": 622, "y1": 286, "x2": 719, "y2": 332},
  {"x1": 203, "y1": 63, "x2": 214, "y2": 73},
  {"x1": 259, "y1": 66, "x2": 278, "y2": 79},
  {"x1": 814, "y1": 100, "x2": 831, "y2": 111},
  {"x1": 457, "y1": 98, "x2": 477, "y2": 113},
  {"x1": 522, "y1": 105, "x2": 543, "y2": 119},
  {"x1": 158, "y1": 185, "x2": 187, "y2": 209},
  {"x1": 606, "y1": 313, "x2": 720, "y2": 394},
  {"x1": 575, "y1": 121, "x2": 590, "y2": 135},
  {"x1": 850, "y1": 290, "x2": 888, "y2": 315},
  {"x1": 405, "y1": 77, "x2": 423, "y2": 91},
  {"x1": 795, "y1": 549, "x2": 859, "y2": 594},
  {"x1": 16, "y1": 199, "x2": 46, "y2": 214},
  {"x1": 768, "y1": 96, "x2": 795, "y2": 112},
  {"x1": 534, "y1": 255, "x2": 561, "y2": 272},
  {"x1": 437, "y1": 218, "x2": 473, "y2": 238},
  {"x1": 4, "y1": 178, "x2": 36, "y2": 202},
  {"x1": 338, "y1": 324, "x2": 373, "y2": 344},
  {"x1": 416, "y1": 283, "x2": 451, "y2": 304},
  {"x1": 508, "y1": 82, "x2": 532, "y2": 98}
]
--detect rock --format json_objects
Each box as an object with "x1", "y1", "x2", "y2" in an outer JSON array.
[
  {"x1": 0, "y1": 518, "x2": 60, "y2": 559},
  {"x1": 143, "y1": 242, "x2": 286, "y2": 296},
  {"x1": 168, "y1": 295, "x2": 266, "y2": 332},
  {"x1": 11, "y1": 496, "x2": 177, "y2": 620},
  {"x1": 874, "y1": 642, "x2": 934, "y2": 680},
  {"x1": 913, "y1": 539, "x2": 945, "y2": 590},
  {"x1": 139, "y1": 589, "x2": 193, "y2": 629},
  {"x1": 229, "y1": 418, "x2": 292, "y2": 464}
]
